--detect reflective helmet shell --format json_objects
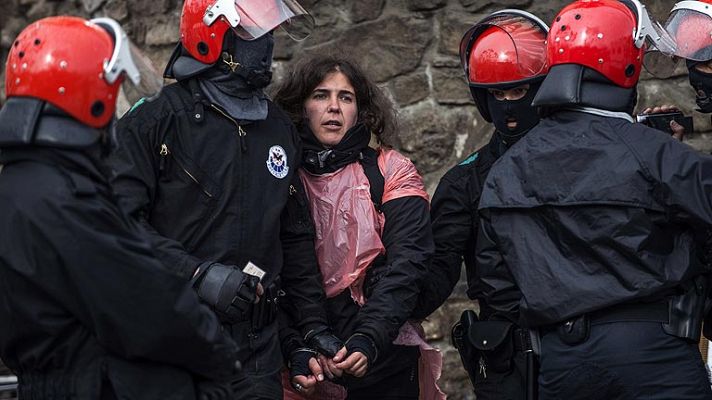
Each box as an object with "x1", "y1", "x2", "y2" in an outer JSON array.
[
  {"x1": 547, "y1": 0, "x2": 643, "y2": 88},
  {"x1": 5, "y1": 16, "x2": 119, "y2": 128}
]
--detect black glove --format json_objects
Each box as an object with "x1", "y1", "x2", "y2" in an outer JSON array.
[
  {"x1": 191, "y1": 262, "x2": 260, "y2": 324},
  {"x1": 305, "y1": 326, "x2": 344, "y2": 358},
  {"x1": 196, "y1": 380, "x2": 233, "y2": 400},
  {"x1": 288, "y1": 347, "x2": 318, "y2": 383},
  {"x1": 344, "y1": 333, "x2": 378, "y2": 366}
]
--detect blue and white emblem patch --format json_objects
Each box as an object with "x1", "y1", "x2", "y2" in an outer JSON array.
[{"x1": 266, "y1": 145, "x2": 289, "y2": 179}]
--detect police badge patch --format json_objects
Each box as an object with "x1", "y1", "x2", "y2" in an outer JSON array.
[{"x1": 266, "y1": 145, "x2": 289, "y2": 179}]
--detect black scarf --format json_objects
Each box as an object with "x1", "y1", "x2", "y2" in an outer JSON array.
[
  {"x1": 197, "y1": 34, "x2": 274, "y2": 121},
  {"x1": 301, "y1": 123, "x2": 371, "y2": 175}
]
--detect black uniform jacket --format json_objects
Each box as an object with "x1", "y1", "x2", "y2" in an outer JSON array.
[
  {"x1": 111, "y1": 81, "x2": 326, "y2": 333},
  {"x1": 478, "y1": 111, "x2": 712, "y2": 326},
  {"x1": 413, "y1": 131, "x2": 510, "y2": 320},
  {"x1": 0, "y1": 147, "x2": 238, "y2": 399}
]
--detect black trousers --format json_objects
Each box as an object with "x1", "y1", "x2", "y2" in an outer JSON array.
[
  {"x1": 539, "y1": 321, "x2": 712, "y2": 400},
  {"x1": 229, "y1": 319, "x2": 283, "y2": 400},
  {"x1": 345, "y1": 345, "x2": 420, "y2": 400}
]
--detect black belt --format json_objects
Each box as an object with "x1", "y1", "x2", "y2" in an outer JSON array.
[{"x1": 588, "y1": 301, "x2": 669, "y2": 325}]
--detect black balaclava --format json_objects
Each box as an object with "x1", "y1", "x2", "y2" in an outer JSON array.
[
  {"x1": 687, "y1": 60, "x2": 712, "y2": 114},
  {"x1": 198, "y1": 32, "x2": 275, "y2": 121},
  {"x1": 486, "y1": 81, "x2": 541, "y2": 146}
]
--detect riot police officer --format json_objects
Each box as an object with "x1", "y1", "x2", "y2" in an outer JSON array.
[
  {"x1": 0, "y1": 16, "x2": 240, "y2": 400},
  {"x1": 414, "y1": 9, "x2": 549, "y2": 400},
  {"x1": 477, "y1": 0, "x2": 712, "y2": 398},
  {"x1": 110, "y1": 1, "x2": 340, "y2": 397}
]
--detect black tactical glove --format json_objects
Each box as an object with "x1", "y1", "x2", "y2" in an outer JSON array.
[
  {"x1": 191, "y1": 262, "x2": 260, "y2": 324},
  {"x1": 344, "y1": 333, "x2": 378, "y2": 366},
  {"x1": 288, "y1": 347, "x2": 318, "y2": 383},
  {"x1": 305, "y1": 326, "x2": 344, "y2": 358},
  {"x1": 196, "y1": 380, "x2": 233, "y2": 400}
]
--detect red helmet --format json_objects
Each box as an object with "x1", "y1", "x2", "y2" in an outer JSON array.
[
  {"x1": 180, "y1": 0, "x2": 314, "y2": 65},
  {"x1": 459, "y1": 10, "x2": 549, "y2": 122},
  {"x1": 460, "y1": 10, "x2": 549, "y2": 88},
  {"x1": 4, "y1": 16, "x2": 152, "y2": 128},
  {"x1": 547, "y1": 0, "x2": 675, "y2": 88}
]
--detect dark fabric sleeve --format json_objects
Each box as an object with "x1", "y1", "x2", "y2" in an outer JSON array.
[
  {"x1": 279, "y1": 172, "x2": 329, "y2": 335},
  {"x1": 30, "y1": 193, "x2": 239, "y2": 381},
  {"x1": 411, "y1": 167, "x2": 474, "y2": 319},
  {"x1": 354, "y1": 195, "x2": 433, "y2": 357},
  {"x1": 475, "y1": 210, "x2": 522, "y2": 323},
  {"x1": 649, "y1": 139, "x2": 712, "y2": 226},
  {"x1": 110, "y1": 111, "x2": 202, "y2": 279},
  {"x1": 278, "y1": 311, "x2": 307, "y2": 362}
]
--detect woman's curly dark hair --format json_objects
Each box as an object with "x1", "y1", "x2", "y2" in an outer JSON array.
[{"x1": 272, "y1": 54, "x2": 397, "y2": 146}]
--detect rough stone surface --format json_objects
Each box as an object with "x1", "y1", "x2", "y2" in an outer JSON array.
[
  {"x1": 391, "y1": 69, "x2": 429, "y2": 106},
  {"x1": 433, "y1": 66, "x2": 472, "y2": 105},
  {"x1": 408, "y1": 0, "x2": 447, "y2": 12},
  {"x1": 1, "y1": 2, "x2": 711, "y2": 398},
  {"x1": 81, "y1": 0, "x2": 104, "y2": 13},
  {"x1": 350, "y1": 0, "x2": 385, "y2": 23},
  {"x1": 438, "y1": 9, "x2": 480, "y2": 58},
  {"x1": 145, "y1": 21, "x2": 179, "y2": 46}
]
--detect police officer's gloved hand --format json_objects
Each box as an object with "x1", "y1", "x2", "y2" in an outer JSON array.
[
  {"x1": 305, "y1": 326, "x2": 344, "y2": 358},
  {"x1": 344, "y1": 333, "x2": 378, "y2": 367},
  {"x1": 191, "y1": 262, "x2": 260, "y2": 324},
  {"x1": 288, "y1": 348, "x2": 319, "y2": 384},
  {"x1": 195, "y1": 379, "x2": 234, "y2": 400}
]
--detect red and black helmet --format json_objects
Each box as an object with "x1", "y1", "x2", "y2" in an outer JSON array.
[
  {"x1": 179, "y1": 0, "x2": 314, "y2": 66},
  {"x1": 547, "y1": 0, "x2": 675, "y2": 88},
  {"x1": 459, "y1": 10, "x2": 549, "y2": 122},
  {"x1": 4, "y1": 16, "x2": 155, "y2": 128}
]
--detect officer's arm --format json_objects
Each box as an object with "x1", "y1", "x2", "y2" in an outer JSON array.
[
  {"x1": 475, "y1": 210, "x2": 522, "y2": 321},
  {"x1": 411, "y1": 166, "x2": 473, "y2": 320},
  {"x1": 355, "y1": 195, "x2": 433, "y2": 360},
  {"x1": 627, "y1": 125, "x2": 712, "y2": 225},
  {"x1": 110, "y1": 111, "x2": 202, "y2": 279},
  {"x1": 279, "y1": 173, "x2": 329, "y2": 334},
  {"x1": 33, "y1": 195, "x2": 239, "y2": 381}
]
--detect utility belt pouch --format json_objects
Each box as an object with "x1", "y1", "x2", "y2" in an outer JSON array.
[
  {"x1": 452, "y1": 310, "x2": 479, "y2": 385},
  {"x1": 468, "y1": 319, "x2": 515, "y2": 373},
  {"x1": 557, "y1": 314, "x2": 590, "y2": 346},
  {"x1": 252, "y1": 277, "x2": 282, "y2": 330},
  {"x1": 663, "y1": 275, "x2": 709, "y2": 342}
]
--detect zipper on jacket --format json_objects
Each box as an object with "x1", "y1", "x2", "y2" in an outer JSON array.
[
  {"x1": 159, "y1": 144, "x2": 169, "y2": 173},
  {"x1": 210, "y1": 104, "x2": 248, "y2": 153},
  {"x1": 160, "y1": 143, "x2": 213, "y2": 198}
]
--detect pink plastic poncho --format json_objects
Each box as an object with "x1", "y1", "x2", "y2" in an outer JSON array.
[{"x1": 283, "y1": 148, "x2": 446, "y2": 400}]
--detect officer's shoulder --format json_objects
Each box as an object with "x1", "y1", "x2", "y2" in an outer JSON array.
[
  {"x1": 267, "y1": 100, "x2": 295, "y2": 125},
  {"x1": 2, "y1": 162, "x2": 75, "y2": 213},
  {"x1": 438, "y1": 150, "x2": 482, "y2": 187},
  {"x1": 121, "y1": 82, "x2": 188, "y2": 121}
]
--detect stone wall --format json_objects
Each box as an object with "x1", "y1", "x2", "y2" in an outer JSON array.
[{"x1": 1, "y1": 1, "x2": 711, "y2": 399}]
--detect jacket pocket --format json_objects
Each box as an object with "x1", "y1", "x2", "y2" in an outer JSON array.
[{"x1": 158, "y1": 142, "x2": 222, "y2": 201}]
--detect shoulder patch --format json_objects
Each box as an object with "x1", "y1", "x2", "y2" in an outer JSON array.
[
  {"x1": 128, "y1": 97, "x2": 147, "y2": 114},
  {"x1": 459, "y1": 152, "x2": 479, "y2": 166}
]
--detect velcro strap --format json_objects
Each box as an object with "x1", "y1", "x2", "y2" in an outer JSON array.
[{"x1": 197, "y1": 264, "x2": 232, "y2": 306}]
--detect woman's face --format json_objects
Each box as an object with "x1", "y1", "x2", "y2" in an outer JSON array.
[{"x1": 304, "y1": 71, "x2": 358, "y2": 148}]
